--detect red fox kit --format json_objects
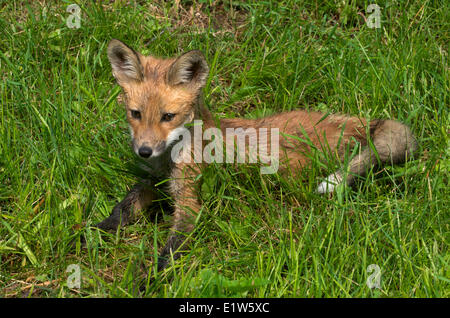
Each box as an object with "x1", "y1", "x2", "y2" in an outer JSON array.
[{"x1": 96, "y1": 39, "x2": 418, "y2": 272}]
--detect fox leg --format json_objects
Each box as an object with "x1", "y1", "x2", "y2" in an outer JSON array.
[
  {"x1": 317, "y1": 120, "x2": 418, "y2": 193},
  {"x1": 95, "y1": 182, "x2": 156, "y2": 231},
  {"x1": 157, "y1": 176, "x2": 200, "y2": 271}
]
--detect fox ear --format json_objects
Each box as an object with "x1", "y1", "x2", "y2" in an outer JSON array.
[
  {"x1": 168, "y1": 50, "x2": 209, "y2": 89},
  {"x1": 107, "y1": 39, "x2": 143, "y2": 84}
]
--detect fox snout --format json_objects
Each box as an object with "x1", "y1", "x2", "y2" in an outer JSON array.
[
  {"x1": 134, "y1": 140, "x2": 167, "y2": 158},
  {"x1": 138, "y1": 146, "x2": 153, "y2": 158}
]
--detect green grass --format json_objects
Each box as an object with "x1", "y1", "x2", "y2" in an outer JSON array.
[{"x1": 0, "y1": 0, "x2": 448, "y2": 297}]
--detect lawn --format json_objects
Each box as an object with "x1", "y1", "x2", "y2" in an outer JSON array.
[{"x1": 0, "y1": 0, "x2": 448, "y2": 297}]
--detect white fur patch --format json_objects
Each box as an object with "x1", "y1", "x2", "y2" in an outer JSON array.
[
  {"x1": 317, "y1": 172, "x2": 343, "y2": 194},
  {"x1": 129, "y1": 125, "x2": 134, "y2": 140},
  {"x1": 167, "y1": 126, "x2": 189, "y2": 147}
]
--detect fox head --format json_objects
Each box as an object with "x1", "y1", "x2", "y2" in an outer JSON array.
[{"x1": 107, "y1": 39, "x2": 209, "y2": 159}]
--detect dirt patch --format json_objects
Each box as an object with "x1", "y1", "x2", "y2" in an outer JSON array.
[{"x1": 142, "y1": 0, "x2": 249, "y2": 43}]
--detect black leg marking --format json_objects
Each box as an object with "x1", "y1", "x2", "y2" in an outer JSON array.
[
  {"x1": 157, "y1": 234, "x2": 186, "y2": 271},
  {"x1": 95, "y1": 185, "x2": 145, "y2": 231}
]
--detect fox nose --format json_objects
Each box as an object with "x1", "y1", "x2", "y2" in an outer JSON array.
[{"x1": 138, "y1": 146, "x2": 153, "y2": 158}]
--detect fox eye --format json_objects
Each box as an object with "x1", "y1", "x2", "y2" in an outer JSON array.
[
  {"x1": 130, "y1": 110, "x2": 141, "y2": 120},
  {"x1": 161, "y1": 113, "x2": 175, "y2": 122}
]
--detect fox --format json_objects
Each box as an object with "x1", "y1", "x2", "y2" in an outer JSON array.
[{"x1": 95, "y1": 39, "x2": 418, "y2": 274}]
